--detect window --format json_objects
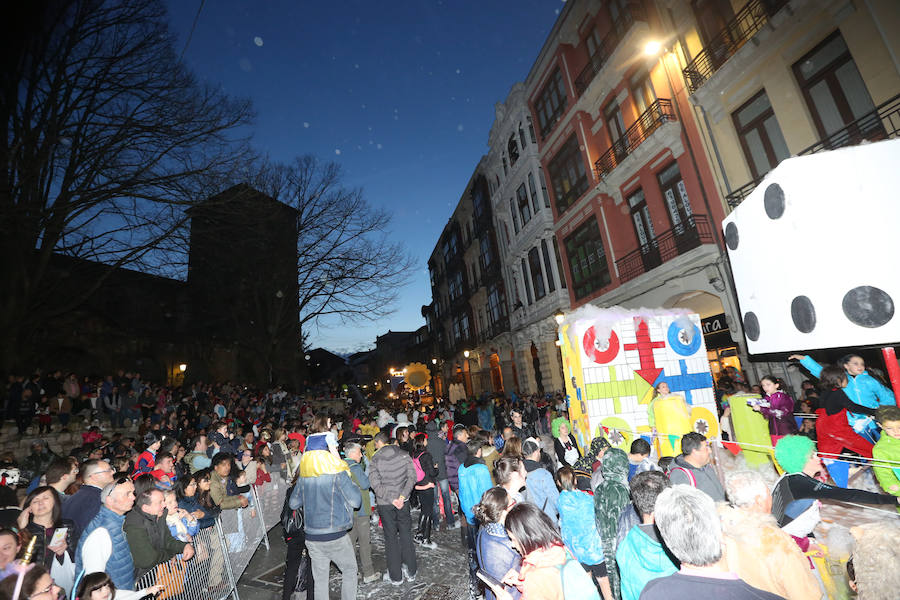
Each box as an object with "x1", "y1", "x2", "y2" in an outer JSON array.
[
  {"x1": 605, "y1": 101, "x2": 626, "y2": 147},
  {"x1": 547, "y1": 134, "x2": 588, "y2": 215},
  {"x1": 480, "y1": 236, "x2": 493, "y2": 270},
  {"x1": 517, "y1": 183, "x2": 531, "y2": 225},
  {"x1": 452, "y1": 313, "x2": 471, "y2": 343},
  {"x1": 552, "y1": 236, "x2": 566, "y2": 288},
  {"x1": 631, "y1": 69, "x2": 657, "y2": 115},
  {"x1": 732, "y1": 90, "x2": 790, "y2": 179},
  {"x1": 527, "y1": 118, "x2": 537, "y2": 144},
  {"x1": 564, "y1": 217, "x2": 611, "y2": 300},
  {"x1": 585, "y1": 27, "x2": 601, "y2": 60},
  {"x1": 509, "y1": 198, "x2": 520, "y2": 234},
  {"x1": 442, "y1": 233, "x2": 458, "y2": 264},
  {"x1": 528, "y1": 247, "x2": 546, "y2": 300},
  {"x1": 508, "y1": 135, "x2": 519, "y2": 166},
  {"x1": 534, "y1": 68, "x2": 567, "y2": 138},
  {"x1": 521, "y1": 258, "x2": 533, "y2": 305},
  {"x1": 539, "y1": 171, "x2": 551, "y2": 208},
  {"x1": 518, "y1": 124, "x2": 528, "y2": 148},
  {"x1": 528, "y1": 172, "x2": 540, "y2": 213},
  {"x1": 657, "y1": 162, "x2": 694, "y2": 231},
  {"x1": 487, "y1": 283, "x2": 507, "y2": 324},
  {"x1": 627, "y1": 188, "x2": 656, "y2": 249},
  {"x1": 541, "y1": 239, "x2": 556, "y2": 293},
  {"x1": 473, "y1": 181, "x2": 486, "y2": 217},
  {"x1": 793, "y1": 32, "x2": 879, "y2": 141},
  {"x1": 502, "y1": 156, "x2": 508, "y2": 175},
  {"x1": 448, "y1": 270, "x2": 463, "y2": 300}
]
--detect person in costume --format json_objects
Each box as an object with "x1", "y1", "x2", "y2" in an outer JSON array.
[
  {"x1": 811, "y1": 366, "x2": 876, "y2": 458},
  {"x1": 593, "y1": 449, "x2": 630, "y2": 600},
  {"x1": 771, "y1": 435, "x2": 898, "y2": 539},
  {"x1": 752, "y1": 375, "x2": 797, "y2": 437},
  {"x1": 872, "y1": 406, "x2": 900, "y2": 496},
  {"x1": 790, "y1": 353, "x2": 894, "y2": 442},
  {"x1": 551, "y1": 417, "x2": 581, "y2": 468}
]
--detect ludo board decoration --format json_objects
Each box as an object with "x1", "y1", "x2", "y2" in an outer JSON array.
[{"x1": 558, "y1": 305, "x2": 717, "y2": 457}]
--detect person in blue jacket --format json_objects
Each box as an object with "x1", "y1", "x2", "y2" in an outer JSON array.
[
  {"x1": 522, "y1": 438, "x2": 559, "y2": 524},
  {"x1": 615, "y1": 471, "x2": 677, "y2": 600},
  {"x1": 790, "y1": 353, "x2": 895, "y2": 442},
  {"x1": 556, "y1": 466, "x2": 613, "y2": 600},
  {"x1": 458, "y1": 438, "x2": 495, "y2": 600},
  {"x1": 473, "y1": 487, "x2": 521, "y2": 600}
]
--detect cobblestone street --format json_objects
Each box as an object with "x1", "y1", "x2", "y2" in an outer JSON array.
[{"x1": 239, "y1": 513, "x2": 471, "y2": 600}]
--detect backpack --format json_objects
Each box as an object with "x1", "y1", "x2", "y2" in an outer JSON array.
[
  {"x1": 281, "y1": 485, "x2": 304, "y2": 539},
  {"x1": 413, "y1": 453, "x2": 426, "y2": 482},
  {"x1": 555, "y1": 549, "x2": 600, "y2": 600}
]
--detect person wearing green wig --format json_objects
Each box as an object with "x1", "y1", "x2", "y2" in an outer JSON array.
[
  {"x1": 771, "y1": 435, "x2": 898, "y2": 538},
  {"x1": 551, "y1": 417, "x2": 581, "y2": 467}
]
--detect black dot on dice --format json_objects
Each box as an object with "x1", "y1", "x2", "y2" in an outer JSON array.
[
  {"x1": 743, "y1": 311, "x2": 760, "y2": 341},
  {"x1": 764, "y1": 183, "x2": 785, "y2": 219},
  {"x1": 725, "y1": 222, "x2": 739, "y2": 251},
  {"x1": 790, "y1": 296, "x2": 816, "y2": 333},
  {"x1": 842, "y1": 286, "x2": 895, "y2": 328}
]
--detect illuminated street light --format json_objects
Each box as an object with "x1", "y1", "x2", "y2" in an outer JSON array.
[
  {"x1": 643, "y1": 40, "x2": 662, "y2": 56},
  {"x1": 463, "y1": 350, "x2": 470, "y2": 358},
  {"x1": 432, "y1": 358, "x2": 437, "y2": 365},
  {"x1": 554, "y1": 311, "x2": 565, "y2": 325},
  {"x1": 179, "y1": 363, "x2": 187, "y2": 372}
]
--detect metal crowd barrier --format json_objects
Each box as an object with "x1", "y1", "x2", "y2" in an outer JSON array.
[{"x1": 135, "y1": 474, "x2": 289, "y2": 600}]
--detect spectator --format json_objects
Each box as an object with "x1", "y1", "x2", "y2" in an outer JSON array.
[
  {"x1": 720, "y1": 471, "x2": 819, "y2": 600},
  {"x1": 20, "y1": 440, "x2": 56, "y2": 483},
  {"x1": 289, "y1": 421, "x2": 361, "y2": 600},
  {"x1": 369, "y1": 431, "x2": 417, "y2": 585},
  {"x1": 594, "y1": 448, "x2": 631, "y2": 600},
  {"x1": 104, "y1": 386, "x2": 124, "y2": 429},
  {"x1": 551, "y1": 418, "x2": 581, "y2": 468},
  {"x1": 473, "y1": 487, "x2": 521, "y2": 600},
  {"x1": 62, "y1": 459, "x2": 115, "y2": 537},
  {"x1": 148, "y1": 452, "x2": 175, "y2": 488},
  {"x1": 557, "y1": 467, "x2": 613, "y2": 600},
  {"x1": 16, "y1": 486, "x2": 76, "y2": 575},
  {"x1": 75, "y1": 478, "x2": 138, "y2": 591},
  {"x1": 175, "y1": 472, "x2": 215, "y2": 530},
  {"x1": 873, "y1": 406, "x2": 900, "y2": 495},
  {"x1": 133, "y1": 433, "x2": 161, "y2": 476},
  {"x1": 639, "y1": 485, "x2": 783, "y2": 600},
  {"x1": 616, "y1": 471, "x2": 677, "y2": 600},
  {"x1": 344, "y1": 440, "x2": 380, "y2": 583},
  {"x1": 124, "y1": 488, "x2": 193, "y2": 580},
  {"x1": 209, "y1": 453, "x2": 249, "y2": 510},
  {"x1": 522, "y1": 438, "x2": 559, "y2": 524},
  {"x1": 184, "y1": 435, "x2": 212, "y2": 474},
  {"x1": 410, "y1": 436, "x2": 439, "y2": 549},
  {"x1": 626, "y1": 439, "x2": 660, "y2": 482},
  {"x1": 445, "y1": 424, "x2": 470, "y2": 524},
  {"x1": 0, "y1": 566, "x2": 61, "y2": 600},
  {"x1": 494, "y1": 456, "x2": 528, "y2": 504},
  {"x1": 668, "y1": 432, "x2": 726, "y2": 502},
  {"x1": 459, "y1": 437, "x2": 495, "y2": 599},
  {"x1": 426, "y1": 418, "x2": 455, "y2": 531},
  {"x1": 0, "y1": 528, "x2": 20, "y2": 580},
  {"x1": 74, "y1": 571, "x2": 162, "y2": 600},
  {"x1": 508, "y1": 408, "x2": 534, "y2": 440},
  {"x1": 163, "y1": 490, "x2": 198, "y2": 543},
  {"x1": 848, "y1": 521, "x2": 900, "y2": 600},
  {"x1": 45, "y1": 457, "x2": 78, "y2": 499}
]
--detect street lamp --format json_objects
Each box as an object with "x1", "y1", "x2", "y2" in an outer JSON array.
[
  {"x1": 643, "y1": 40, "x2": 662, "y2": 57},
  {"x1": 463, "y1": 350, "x2": 470, "y2": 358},
  {"x1": 554, "y1": 311, "x2": 565, "y2": 325},
  {"x1": 432, "y1": 358, "x2": 437, "y2": 365},
  {"x1": 178, "y1": 363, "x2": 187, "y2": 372}
]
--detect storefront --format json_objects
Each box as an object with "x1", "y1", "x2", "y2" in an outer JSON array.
[{"x1": 702, "y1": 312, "x2": 744, "y2": 383}]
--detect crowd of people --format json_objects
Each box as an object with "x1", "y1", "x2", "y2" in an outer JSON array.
[{"x1": 0, "y1": 350, "x2": 897, "y2": 600}]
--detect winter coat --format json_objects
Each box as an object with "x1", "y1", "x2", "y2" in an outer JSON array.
[
  {"x1": 369, "y1": 444, "x2": 416, "y2": 506},
  {"x1": 75, "y1": 506, "x2": 135, "y2": 591},
  {"x1": 24, "y1": 518, "x2": 76, "y2": 571},
  {"x1": 873, "y1": 432, "x2": 900, "y2": 495},
  {"x1": 475, "y1": 522, "x2": 522, "y2": 600},
  {"x1": 557, "y1": 489, "x2": 604, "y2": 565},
  {"x1": 594, "y1": 448, "x2": 631, "y2": 600},
  {"x1": 523, "y1": 459, "x2": 559, "y2": 523},
  {"x1": 62, "y1": 484, "x2": 103, "y2": 540},
  {"x1": 668, "y1": 455, "x2": 726, "y2": 502},
  {"x1": 615, "y1": 524, "x2": 677, "y2": 600},
  {"x1": 758, "y1": 391, "x2": 798, "y2": 436},
  {"x1": 124, "y1": 507, "x2": 187, "y2": 581},
  {"x1": 517, "y1": 544, "x2": 568, "y2": 600},
  {"x1": 345, "y1": 458, "x2": 372, "y2": 516},
  {"x1": 478, "y1": 406, "x2": 495, "y2": 431},
  {"x1": 426, "y1": 421, "x2": 448, "y2": 480},
  {"x1": 289, "y1": 447, "x2": 361, "y2": 538},
  {"x1": 177, "y1": 495, "x2": 216, "y2": 529},
  {"x1": 458, "y1": 460, "x2": 493, "y2": 525},
  {"x1": 413, "y1": 450, "x2": 438, "y2": 489},
  {"x1": 209, "y1": 470, "x2": 243, "y2": 509},
  {"x1": 445, "y1": 438, "x2": 467, "y2": 490}
]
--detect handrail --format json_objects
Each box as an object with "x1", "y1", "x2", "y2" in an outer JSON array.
[
  {"x1": 594, "y1": 99, "x2": 676, "y2": 180},
  {"x1": 615, "y1": 215, "x2": 714, "y2": 283},
  {"x1": 682, "y1": 0, "x2": 788, "y2": 94}
]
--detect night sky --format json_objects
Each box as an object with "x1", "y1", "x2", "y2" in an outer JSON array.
[{"x1": 166, "y1": 0, "x2": 559, "y2": 354}]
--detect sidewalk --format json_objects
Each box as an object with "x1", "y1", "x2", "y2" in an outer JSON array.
[{"x1": 240, "y1": 516, "x2": 471, "y2": 600}]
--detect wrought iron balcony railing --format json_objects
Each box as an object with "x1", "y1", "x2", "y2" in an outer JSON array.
[
  {"x1": 726, "y1": 93, "x2": 900, "y2": 209},
  {"x1": 615, "y1": 215, "x2": 714, "y2": 283},
  {"x1": 594, "y1": 99, "x2": 676, "y2": 180},
  {"x1": 682, "y1": 0, "x2": 788, "y2": 94},
  {"x1": 574, "y1": 3, "x2": 646, "y2": 97}
]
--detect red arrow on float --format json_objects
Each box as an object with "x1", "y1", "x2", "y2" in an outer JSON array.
[{"x1": 624, "y1": 318, "x2": 665, "y2": 385}]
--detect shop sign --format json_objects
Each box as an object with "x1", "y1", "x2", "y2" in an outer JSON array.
[{"x1": 702, "y1": 313, "x2": 733, "y2": 348}]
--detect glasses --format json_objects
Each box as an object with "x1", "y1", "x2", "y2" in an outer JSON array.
[
  {"x1": 89, "y1": 468, "x2": 114, "y2": 477},
  {"x1": 27, "y1": 582, "x2": 57, "y2": 599},
  {"x1": 114, "y1": 475, "x2": 131, "y2": 485}
]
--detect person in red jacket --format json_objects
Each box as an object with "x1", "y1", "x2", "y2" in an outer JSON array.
[
  {"x1": 814, "y1": 366, "x2": 876, "y2": 458},
  {"x1": 134, "y1": 433, "x2": 162, "y2": 476}
]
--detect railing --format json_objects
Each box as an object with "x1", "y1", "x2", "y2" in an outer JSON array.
[
  {"x1": 574, "y1": 3, "x2": 646, "y2": 96},
  {"x1": 477, "y1": 317, "x2": 510, "y2": 343},
  {"x1": 595, "y1": 99, "x2": 676, "y2": 180},
  {"x1": 726, "y1": 93, "x2": 900, "y2": 209},
  {"x1": 615, "y1": 215, "x2": 714, "y2": 283},
  {"x1": 683, "y1": 0, "x2": 788, "y2": 94},
  {"x1": 798, "y1": 93, "x2": 900, "y2": 155}
]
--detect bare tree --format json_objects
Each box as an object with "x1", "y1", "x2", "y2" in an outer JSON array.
[{"x1": 0, "y1": 0, "x2": 253, "y2": 371}]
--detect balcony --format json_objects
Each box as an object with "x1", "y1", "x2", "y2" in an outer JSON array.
[
  {"x1": 726, "y1": 93, "x2": 900, "y2": 209},
  {"x1": 477, "y1": 317, "x2": 510, "y2": 344},
  {"x1": 683, "y1": 0, "x2": 788, "y2": 95},
  {"x1": 594, "y1": 99, "x2": 676, "y2": 180},
  {"x1": 615, "y1": 215, "x2": 715, "y2": 283},
  {"x1": 574, "y1": 3, "x2": 646, "y2": 97}
]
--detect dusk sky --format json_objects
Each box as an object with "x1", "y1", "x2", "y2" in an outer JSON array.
[{"x1": 165, "y1": 0, "x2": 559, "y2": 355}]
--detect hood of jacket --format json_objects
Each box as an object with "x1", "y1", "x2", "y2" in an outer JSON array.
[
  {"x1": 299, "y1": 449, "x2": 349, "y2": 478},
  {"x1": 373, "y1": 443, "x2": 407, "y2": 462},
  {"x1": 426, "y1": 419, "x2": 440, "y2": 432},
  {"x1": 601, "y1": 448, "x2": 629, "y2": 481},
  {"x1": 673, "y1": 454, "x2": 705, "y2": 472}
]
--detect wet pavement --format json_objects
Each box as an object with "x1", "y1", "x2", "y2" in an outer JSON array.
[{"x1": 238, "y1": 512, "x2": 472, "y2": 600}]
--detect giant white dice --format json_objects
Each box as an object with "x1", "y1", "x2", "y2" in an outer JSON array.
[{"x1": 723, "y1": 138, "x2": 900, "y2": 354}]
